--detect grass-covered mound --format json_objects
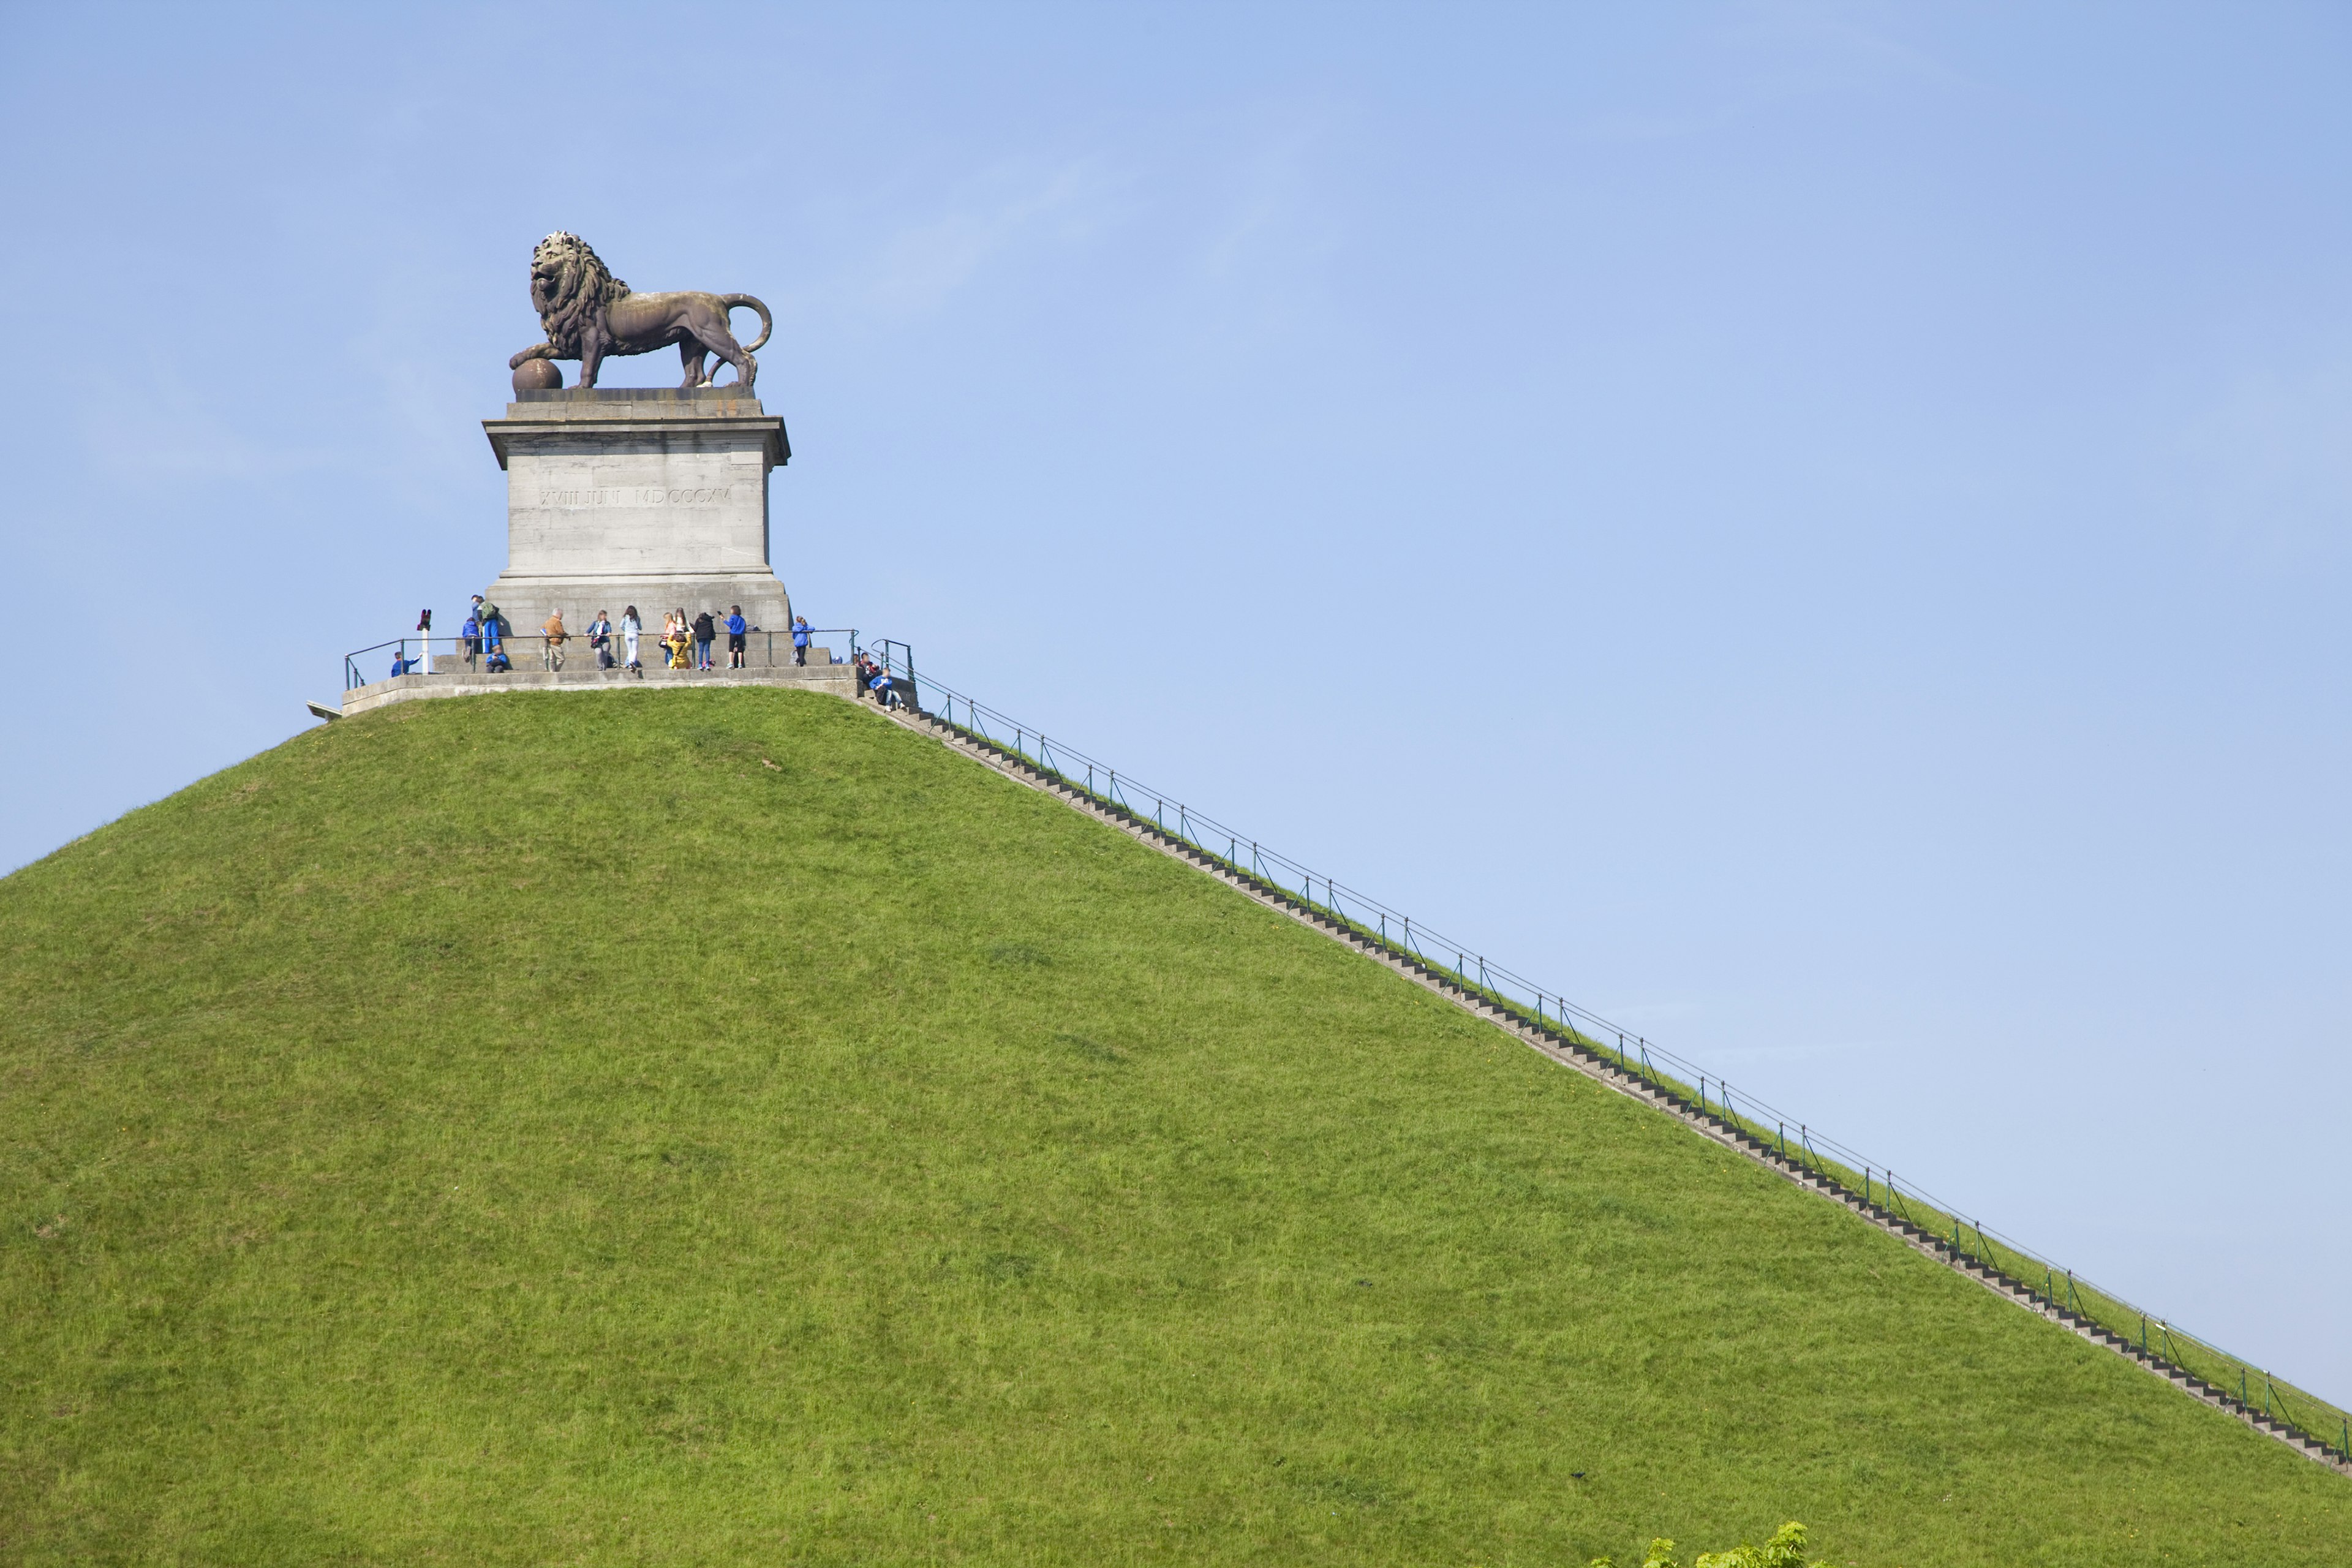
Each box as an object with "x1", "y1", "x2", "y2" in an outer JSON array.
[{"x1": 2, "y1": 689, "x2": 2343, "y2": 1566}]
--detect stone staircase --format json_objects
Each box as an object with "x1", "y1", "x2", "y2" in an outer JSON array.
[{"x1": 879, "y1": 696, "x2": 2352, "y2": 1478}]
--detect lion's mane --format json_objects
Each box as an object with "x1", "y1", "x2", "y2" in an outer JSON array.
[{"x1": 530, "y1": 233, "x2": 632, "y2": 357}]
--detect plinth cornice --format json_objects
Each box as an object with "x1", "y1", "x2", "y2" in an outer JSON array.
[{"x1": 481, "y1": 413, "x2": 790, "y2": 471}]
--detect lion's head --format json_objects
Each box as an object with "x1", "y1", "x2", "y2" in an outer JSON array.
[{"x1": 530, "y1": 233, "x2": 631, "y2": 355}]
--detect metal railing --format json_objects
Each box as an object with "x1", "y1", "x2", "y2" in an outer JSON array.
[
  {"x1": 343, "y1": 628, "x2": 861, "y2": 690},
  {"x1": 885, "y1": 654, "x2": 2352, "y2": 1466}
]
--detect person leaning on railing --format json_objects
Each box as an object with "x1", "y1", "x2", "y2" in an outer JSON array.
[
  {"x1": 587, "y1": 610, "x2": 613, "y2": 670},
  {"x1": 791, "y1": 614, "x2": 811, "y2": 666},
  {"x1": 543, "y1": 609, "x2": 567, "y2": 671}
]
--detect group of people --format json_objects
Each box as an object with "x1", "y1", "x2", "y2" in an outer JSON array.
[
  {"x1": 854, "y1": 649, "x2": 908, "y2": 710},
  {"x1": 459, "y1": 597, "x2": 514, "y2": 673},
  {"x1": 451, "y1": 597, "x2": 820, "y2": 679},
  {"x1": 579, "y1": 606, "x2": 728, "y2": 676}
]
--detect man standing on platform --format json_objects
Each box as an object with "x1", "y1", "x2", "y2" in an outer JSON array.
[
  {"x1": 725, "y1": 605, "x2": 748, "y2": 669},
  {"x1": 791, "y1": 615, "x2": 811, "y2": 666}
]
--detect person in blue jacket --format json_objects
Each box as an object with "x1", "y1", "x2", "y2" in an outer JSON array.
[
  {"x1": 791, "y1": 615, "x2": 812, "y2": 667},
  {"x1": 725, "y1": 605, "x2": 748, "y2": 668},
  {"x1": 481, "y1": 600, "x2": 509, "y2": 673}
]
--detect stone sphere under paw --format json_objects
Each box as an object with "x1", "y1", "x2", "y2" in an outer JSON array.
[{"x1": 512, "y1": 359, "x2": 564, "y2": 393}]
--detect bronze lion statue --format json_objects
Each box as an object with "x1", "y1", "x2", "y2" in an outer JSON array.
[{"x1": 508, "y1": 233, "x2": 772, "y2": 390}]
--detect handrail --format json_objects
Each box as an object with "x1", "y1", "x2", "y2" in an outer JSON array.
[{"x1": 886, "y1": 652, "x2": 2352, "y2": 1464}]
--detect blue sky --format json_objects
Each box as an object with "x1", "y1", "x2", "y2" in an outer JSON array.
[{"x1": 3, "y1": 4, "x2": 2347, "y2": 1403}]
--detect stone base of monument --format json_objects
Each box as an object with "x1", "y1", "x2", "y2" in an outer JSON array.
[
  {"x1": 339, "y1": 659, "x2": 874, "y2": 719},
  {"x1": 478, "y1": 386, "x2": 798, "y2": 635}
]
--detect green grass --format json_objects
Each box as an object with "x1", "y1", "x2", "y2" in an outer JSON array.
[{"x1": 1, "y1": 687, "x2": 2344, "y2": 1566}]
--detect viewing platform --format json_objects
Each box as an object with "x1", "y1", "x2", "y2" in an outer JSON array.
[
  {"x1": 334, "y1": 631, "x2": 904, "y2": 718},
  {"x1": 339, "y1": 660, "x2": 861, "y2": 718}
]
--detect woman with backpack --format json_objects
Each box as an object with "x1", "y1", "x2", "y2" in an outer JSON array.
[{"x1": 587, "y1": 610, "x2": 612, "y2": 670}]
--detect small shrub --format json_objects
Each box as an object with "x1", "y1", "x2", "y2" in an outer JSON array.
[{"x1": 1589, "y1": 1521, "x2": 1814, "y2": 1568}]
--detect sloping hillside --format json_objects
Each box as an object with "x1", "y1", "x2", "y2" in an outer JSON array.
[{"x1": 2, "y1": 688, "x2": 2343, "y2": 1566}]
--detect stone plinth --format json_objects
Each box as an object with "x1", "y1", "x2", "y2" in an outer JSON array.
[{"x1": 480, "y1": 386, "x2": 794, "y2": 635}]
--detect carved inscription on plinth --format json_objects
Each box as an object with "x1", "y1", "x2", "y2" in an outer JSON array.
[{"x1": 536, "y1": 486, "x2": 737, "y2": 508}]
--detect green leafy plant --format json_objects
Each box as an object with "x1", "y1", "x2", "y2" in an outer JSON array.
[{"x1": 1590, "y1": 1520, "x2": 1814, "y2": 1568}]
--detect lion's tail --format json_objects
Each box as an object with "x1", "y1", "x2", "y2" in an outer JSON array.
[{"x1": 722, "y1": 294, "x2": 772, "y2": 353}]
